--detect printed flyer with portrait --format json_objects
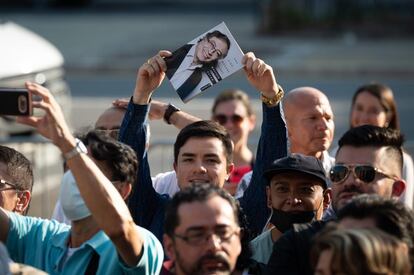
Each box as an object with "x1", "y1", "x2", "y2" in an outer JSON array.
[{"x1": 164, "y1": 22, "x2": 244, "y2": 103}]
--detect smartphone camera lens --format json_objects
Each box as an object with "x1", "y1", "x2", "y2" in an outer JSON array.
[{"x1": 18, "y1": 95, "x2": 28, "y2": 114}]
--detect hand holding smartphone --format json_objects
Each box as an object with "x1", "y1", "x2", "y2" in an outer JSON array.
[{"x1": 0, "y1": 88, "x2": 33, "y2": 116}]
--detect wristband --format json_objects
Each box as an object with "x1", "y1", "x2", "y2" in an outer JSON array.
[
  {"x1": 163, "y1": 104, "x2": 180, "y2": 124},
  {"x1": 63, "y1": 138, "x2": 88, "y2": 161},
  {"x1": 260, "y1": 84, "x2": 284, "y2": 106}
]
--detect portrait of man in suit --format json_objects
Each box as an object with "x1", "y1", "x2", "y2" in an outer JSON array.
[{"x1": 165, "y1": 30, "x2": 231, "y2": 102}]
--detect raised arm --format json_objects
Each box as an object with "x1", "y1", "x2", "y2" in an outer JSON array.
[
  {"x1": 17, "y1": 82, "x2": 149, "y2": 266},
  {"x1": 148, "y1": 100, "x2": 201, "y2": 129},
  {"x1": 119, "y1": 50, "x2": 173, "y2": 240},
  {"x1": 238, "y1": 52, "x2": 288, "y2": 236}
]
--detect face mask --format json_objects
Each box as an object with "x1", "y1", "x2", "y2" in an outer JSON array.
[
  {"x1": 59, "y1": 170, "x2": 91, "y2": 221},
  {"x1": 270, "y1": 197, "x2": 324, "y2": 233},
  {"x1": 270, "y1": 208, "x2": 316, "y2": 233}
]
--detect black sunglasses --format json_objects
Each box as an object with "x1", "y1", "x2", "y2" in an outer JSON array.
[
  {"x1": 213, "y1": 114, "x2": 244, "y2": 125},
  {"x1": 330, "y1": 164, "x2": 398, "y2": 184},
  {"x1": 0, "y1": 178, "x2": 22, "y2": 191}
]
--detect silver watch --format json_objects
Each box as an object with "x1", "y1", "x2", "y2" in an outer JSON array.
[{"x1": 63, "y1": 138, "x2": 88, "y2": 161}]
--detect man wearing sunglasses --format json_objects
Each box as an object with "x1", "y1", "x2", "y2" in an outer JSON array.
[
  {"x1": 328, "y1": 125, "x2": 405, "y2": 218},
  {"x1": 0, "y1": 145, "x2": 33, "y2": 215},
  {"x1": 265, "y1": 125, "x2": 406, "y2": 275}
]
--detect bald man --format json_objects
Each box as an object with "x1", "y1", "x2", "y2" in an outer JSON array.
[
  {"x1": 238, "y1": 87, "x2": 335, "y2": 236},
  {"x1": 283, "y1": 87, "x2": 335, "y2": 170}
]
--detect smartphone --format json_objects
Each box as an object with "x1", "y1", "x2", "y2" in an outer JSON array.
[{"x1": 0, "y1": 88, "x2": 32, "y2": 116}]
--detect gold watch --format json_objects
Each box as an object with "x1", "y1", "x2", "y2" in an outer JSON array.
[{"x1": 260, "y1": 84, "x2": 284, "y2": 106}]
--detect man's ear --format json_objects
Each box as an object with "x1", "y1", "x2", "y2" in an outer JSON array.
[
  {"x1": 392, "y1": 180, "x2": 406, "y2": 198},
  {"x1": 322, "y1": 188, "x2": 332, "y2": 211},
  {"x1": 266, "y1": 186, "x2": 272, "y2": 209},
  {"x1": 226, "y1": 163, "x2": 234, "y2": 181},
  {"x1": 14, "y1": 191, "x2": 31, "y2": 215},
  {"x1": 119, "y1": 182, "x2": 132, "y2": 201},
  {"x1": 163, "y1": 234, "x2": 176, "y2": 262}
]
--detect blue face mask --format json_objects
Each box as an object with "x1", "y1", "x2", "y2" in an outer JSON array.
[{"x1": 59, "y1": 170, "x2": 91, "y2": 221}]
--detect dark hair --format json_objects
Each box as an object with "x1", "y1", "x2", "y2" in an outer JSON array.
[
  {"x1": 83, "y1": 130, "x2": 137, "y2": 187},
  {"x1": 205, "y1": 30, "x2": 231, "y2": 56},
  {"x1": 197, "y1": 30, "x2": 231, "y2": 68},
  {"x1": 212, "y1": 89, "x2": 254, "y2": 117},
  {"x1": 0, "y1": 145, "x2": 33, "y2": 192},
  {"x1": 173, "y1": 120, "x2": 233, "y2": 165},
  {"x1": 164, "y1": 182, "x2": 240, "y2": 237},
  {"x1": 337, "y1": 194, "x2": 414, "y2": 271},
  {"x1": 351, "y1": 83, "x2": 399, "y2": 130},
  {"x1": 337, "y1": 125, "x2": 404, "y2": 174}
]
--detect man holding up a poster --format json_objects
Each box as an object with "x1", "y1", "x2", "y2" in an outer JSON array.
[{"x1": 165, "y1": 30, "x2": 231, "y2": 102}]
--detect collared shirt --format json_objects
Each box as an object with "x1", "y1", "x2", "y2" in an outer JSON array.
[
  {"x1": 6, "y1": 212, "x2": 163, "y2": 275},
  {"x1": 250, "y1": 229, "x2": 274, "y2": 264},
  {"x1": 170, "y1": 45, "x2": 202, "y2": 90},
  {"x1": 168, "y1": 45, "x2": 212, "y2": 102}
]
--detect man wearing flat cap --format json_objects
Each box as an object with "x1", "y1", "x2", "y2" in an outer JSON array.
[{"x1": 249, "y1": 153, "x2": 331, "y2": 264}]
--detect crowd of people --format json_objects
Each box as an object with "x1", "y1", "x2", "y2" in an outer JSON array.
[{"x1": 0, "y1": 46, "x2": 413, "y2": 275}]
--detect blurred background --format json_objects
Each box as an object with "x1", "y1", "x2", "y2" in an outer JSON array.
[{"x1": 1, "y1": 0, "x2": 414, "y2": 217}]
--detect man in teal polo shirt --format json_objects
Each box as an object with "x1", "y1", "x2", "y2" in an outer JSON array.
[{"x1": 0, "y1": 82, "x2": 163, "y2": 274}]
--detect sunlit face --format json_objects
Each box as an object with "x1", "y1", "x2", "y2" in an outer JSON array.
[
  {"x1": 286, "y1": 95, "x2": 334, "y2": 157},
  {"x1": 331, "y1": 146, "x2": 400, "y2": 211},
  {"x1": 351, "y1": 91, "x2": 388, "y2": 128},
  {"x1": 174, "y1": 137, "x2": 233, "y2": 189},
  {"x1": 0, "y1": 162, "x2": 21, "y2": 212},
  {"x1": 267, "y1": 172, "x2": 326, "y2": 219},
  {"x1": 213, "y1": 100, "x2": 254, "y2": 146},
  {"x1": 195, "y1": 36, "x2": 229, "y2": 64},
  {"x1": 164, "y1": 195, "x2": 241, "y2": 275}
]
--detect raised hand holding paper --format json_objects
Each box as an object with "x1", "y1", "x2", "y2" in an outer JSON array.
[{"x1": 165, "y1": 22, "x2": 244, "y2": 103}]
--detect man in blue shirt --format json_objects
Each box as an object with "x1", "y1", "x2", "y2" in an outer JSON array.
[{"x1": 0, "y1": 82, "x2": 164, "y2": 274}]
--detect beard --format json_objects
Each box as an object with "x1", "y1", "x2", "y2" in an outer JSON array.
[
  {"x1": 334, "y1": 185, "x2": 364, "y2": 211},
  {"x1": 175, "y1": 250, "x2": 232, "y2": 275}
]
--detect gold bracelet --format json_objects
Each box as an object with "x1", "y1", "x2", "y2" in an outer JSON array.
[{"x1": 260, "y1": 84, "x2": 284, "y2": 106}]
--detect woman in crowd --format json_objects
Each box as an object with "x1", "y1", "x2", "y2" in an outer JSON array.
[
  {"x1": 211, "y1": 89, "x2": 256, "y2": 194},
  {"x1": 311, "y1": 227, "x2": 411, "y2": 275}
]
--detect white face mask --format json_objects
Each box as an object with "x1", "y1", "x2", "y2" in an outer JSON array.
[{"x1": 59, "y1": 170, "x2": 91, "y2": 221}]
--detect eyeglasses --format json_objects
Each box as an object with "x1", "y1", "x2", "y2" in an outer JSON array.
[
  {"x1": 213, "y1": 114, "x2": 244, "y2": 125},
  {"x1": 173, "y1": 226, "x2": 240, "y2": 246},
  {"x1": 329, "y1": 164, "x2": 398, "y2": 184},
  {"x1": 95, "y1": 128, "x2": 120, "y2": 140},
  {"x1": 206, "y1": 38, "x2": 223, "y2": 57},
  {"x1": 0, "y1": 179, "x2": 22, "y2": 191}
]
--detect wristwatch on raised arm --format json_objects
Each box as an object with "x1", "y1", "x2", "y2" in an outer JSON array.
[
  {"x1": 63, "y1": 138, "x2": 88, "y2": 161},
  {"x1": 163, "y1": 103, "x2": 181, "y2": 124},
  {"x1": 260, "y1": 84, "x2": 285, "y2": 106}
]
